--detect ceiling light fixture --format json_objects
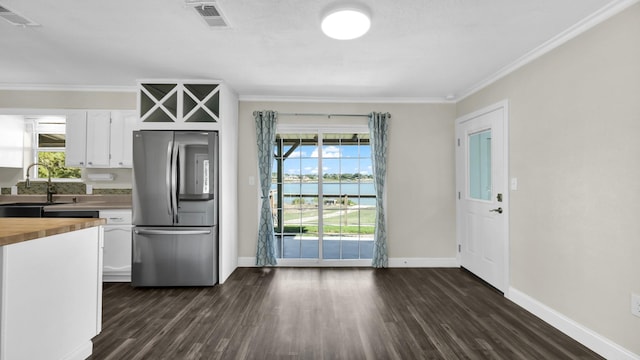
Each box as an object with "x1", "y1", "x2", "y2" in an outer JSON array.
[{"x1": 321, "y1": 4, "x2": 371, "y2": 40}]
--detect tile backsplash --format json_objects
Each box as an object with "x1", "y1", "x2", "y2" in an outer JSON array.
[{"x1": 1, "y1": 182, "x2": 131, "y2": 195}]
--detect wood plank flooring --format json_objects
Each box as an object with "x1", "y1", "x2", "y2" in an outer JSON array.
[{"x1": 90, "y1": 268, "x2": 603, "y2": 359}]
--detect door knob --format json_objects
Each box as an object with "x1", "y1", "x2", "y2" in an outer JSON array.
[{"x1": 490, "y1": 207, "x2": 503, "y2": 214}]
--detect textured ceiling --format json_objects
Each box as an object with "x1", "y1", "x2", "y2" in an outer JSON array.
[{"x1": 0, "y1": 0, "x2": 629, "y2": 101}]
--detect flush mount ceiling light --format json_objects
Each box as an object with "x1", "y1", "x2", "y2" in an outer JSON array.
[{"x1": 321, "y1": 4, "x2": 371, "y2": 40}]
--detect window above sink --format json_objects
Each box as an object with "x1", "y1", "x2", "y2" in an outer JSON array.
[{"x1": 30, "y1": 116, "x2": 82, "y2": 181}]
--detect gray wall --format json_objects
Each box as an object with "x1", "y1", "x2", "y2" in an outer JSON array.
[
  {"x1": 457, "y1": 3, "x2": 640, "y2": 354},
  {"x1": 237, "y1": 101, "x2": 457, "y2": 261},
  {"x1": 0, "y1": 89, "x2": 136, "y2": 109}
]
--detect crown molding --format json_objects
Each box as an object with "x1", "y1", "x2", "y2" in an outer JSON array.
[
  {"x1": 239, "y1": 94, "x2": 454, "y2": 104},
  {"x1": 0, "y1": 84, "x2": 137, "y2": 92},
  {"x1": 457, "y1": 0, "x2": 640, "y2": 102}
]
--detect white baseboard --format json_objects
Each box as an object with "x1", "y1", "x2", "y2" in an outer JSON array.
[
  {"x1": 508, "y1": 287, "x2": 640, "y2": 360},
  {"x1": 387, "y1": 257, "x2": 458, "y2": 268},
  {"x1": 237, "y1": 257, "x2": 459, "y2": 268},
  {"x1": 102, "y1": 269, "x2": 131, "y2": 282},
  {"x1": 61, "y1": 341, "x2": 93, "y2": 360},
  {"x1": 102, "y1": 274, "x2": 131, "y2": 282}
]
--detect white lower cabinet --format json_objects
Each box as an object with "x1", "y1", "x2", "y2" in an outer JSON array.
[
  {"x1": 0, "y1": 226, "x2": 103, "y2": 360},
  {"x1": 101, "y1": 209, "x2": 132, "y2": 282}
]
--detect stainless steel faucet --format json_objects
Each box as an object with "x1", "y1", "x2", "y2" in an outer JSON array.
[{"x1": 25, "y1": 162, "x2": 56, "y2": 203}]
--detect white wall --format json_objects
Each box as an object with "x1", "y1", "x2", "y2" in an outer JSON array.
[
  {"x1": 457, "y1": 3, "x2": 640, "y2": 355},
  {"x1": 237, "y1": 101, "x2": 457, "y2": 262}
]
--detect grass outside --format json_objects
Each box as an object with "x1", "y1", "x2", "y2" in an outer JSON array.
[
  {"x1": 279, "y1": 207, "x2": 376, "y2": 235},
  {"x1": 279, "y1": 225, "x2": 374, "y2": 235}
]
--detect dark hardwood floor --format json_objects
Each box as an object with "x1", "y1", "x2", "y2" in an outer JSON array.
[{"x1": 90, "y1": 268, "x2": 603, "y2": 360}]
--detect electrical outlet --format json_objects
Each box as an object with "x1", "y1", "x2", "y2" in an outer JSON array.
[{"x1": 632, "y1": 293, "x2": 640, "y2": 317}]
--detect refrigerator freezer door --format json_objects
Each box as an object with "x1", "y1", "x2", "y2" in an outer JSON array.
[
  {"x1": 174, "y1": 131, "x2": 218, "y2": 201},
  {"x1": 174, "y1": 131, "x2": 218, "y2": 226},
  {"x1": 131, "y1": 226, "x2": 218, "y2": 286},
  {"x1": 132, "y1": 131, "x2": 175, "y2": 226}
]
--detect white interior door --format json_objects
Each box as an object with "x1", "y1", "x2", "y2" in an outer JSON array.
[{"x1": 456, "y1": 102, "x2": 508, "y2": 293}]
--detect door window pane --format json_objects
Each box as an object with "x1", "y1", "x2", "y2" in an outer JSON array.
[{"x1": 469, "y1": 129, "x2": 492, "y2": 200}]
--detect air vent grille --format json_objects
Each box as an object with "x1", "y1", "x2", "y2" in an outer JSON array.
[
  {"x1": 195, "y1": 5, "x2": 220, "y2": 17},
  {"x1": 0, "y1": 3, "x2": 39, "y2": 26},
  {"x1": 187, "y1": 2, "x2": 229, "y2": 28}
]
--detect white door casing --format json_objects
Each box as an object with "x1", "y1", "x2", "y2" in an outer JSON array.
[{"x1": 456, "y1": 100, "x2": 509, "y2": 293}]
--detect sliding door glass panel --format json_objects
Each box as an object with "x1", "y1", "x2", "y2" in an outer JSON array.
[
  {"x1": 321, "y1": 133, "x2": 373, "y2": 260},
  {"x1": 274, "y1": 132, "x2": 373, "y2": 260},
  {"x1": 274, "y1": 134, "x2": 319, "y2": 259}
]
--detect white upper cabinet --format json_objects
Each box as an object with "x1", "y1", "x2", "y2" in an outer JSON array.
[
  {"x1": 65, "y1": 112, "x2": 88, "y2": 167},
  {"x1": 109, "y1": 111, "x2": 136, "y2": 168},
  {"x1": 86, "y1": 111, "x2": 111, "y2": 168},
  {"x1": 66, "y1": 110, "x2": 137, "y2": 168},
  {"x1": 0, "y1": 116, "x2": 25, "y2": 168}
]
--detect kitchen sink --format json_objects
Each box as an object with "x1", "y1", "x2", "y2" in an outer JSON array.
[{"x1": 0, "y1": 202, "x2": 71, "y2": 217}]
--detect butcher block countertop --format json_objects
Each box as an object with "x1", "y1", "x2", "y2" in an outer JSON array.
[
  {"x1": 0, "y1": 218, "x2": 106, "y2": 247},
  {"x1": 0, "y1": 194, "x2": 131, "y2": 210}
]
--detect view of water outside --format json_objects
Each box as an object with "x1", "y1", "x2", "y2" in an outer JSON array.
[{"x1": 272, "y1": 132, "x2": 375, "y2": 260}]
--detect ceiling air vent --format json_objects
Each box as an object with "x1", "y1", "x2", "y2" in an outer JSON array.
[
  {"x1": 0, "y1": 4, "x2": 39, "y2": 26},
  {"x1": 187, "y1": 2, "x2": 229, "y2": 28}
]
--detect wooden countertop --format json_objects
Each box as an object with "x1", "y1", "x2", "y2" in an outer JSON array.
[
  {"x1": 0, "y1": 218, "x2": 106, "y2": 247},
  {"x1": 43, "y1": 201, "x2": 132, "y2": 211},
  {"x1": 0, "y1": 195, "x2": 131, "y2": 211}
]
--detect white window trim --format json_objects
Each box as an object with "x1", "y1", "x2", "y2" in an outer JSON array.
[
  {"x1": 276, "y1": 123, "x2": 368, "y2": 134},
  {"x1": 30, "y1": 116, "x2": 83, "y2": 181}
]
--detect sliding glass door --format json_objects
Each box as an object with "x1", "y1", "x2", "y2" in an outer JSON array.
[{"x1": 272, "y1": 130, "x2": 374, "y2": 261}]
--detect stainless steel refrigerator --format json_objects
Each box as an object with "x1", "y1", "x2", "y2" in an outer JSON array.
[{"x1": 132, "y1": 130, "x2": 218, "y2": 286}]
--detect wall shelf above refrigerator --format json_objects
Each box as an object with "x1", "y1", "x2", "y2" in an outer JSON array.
[{"x1": 137, "y1": 80, "x2": 234, "y2": 130}]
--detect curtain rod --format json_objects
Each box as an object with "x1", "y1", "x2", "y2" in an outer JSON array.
[
  {"x1": 280, "y1": 112, "x2": 371, "y2": 118},
  {"x1": 253, "y1": 111, "x2": 391, "y2": 119}
]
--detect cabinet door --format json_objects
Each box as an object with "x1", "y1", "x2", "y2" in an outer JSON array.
[
  {"x1": 103, "y1": 226, "x2": 133, "y2": 280},
  {"x1": 0, "y1": 116, "x2": 24, "y2": 168},
  {"x1": 109, "y1": 111, "x2": 136, "y2": 167},
  {"x1": 65, "y1": 112, "x2": 87, "y2": 167},
  {"x1": 86, "y1": 111, "x2": 111, "y2": 167},
  {"x1": 100, "y1": 210, "x2": 132, "y2": 282}
]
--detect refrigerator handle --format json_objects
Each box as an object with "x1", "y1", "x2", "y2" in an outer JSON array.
[
  {"x1": 171, "y1": 143, "x2": 179, "y2": 223},
  {"x1": 134, "y1": 229, "x2": 212, "y2": 235},
  {"x1": 165, "y1": 141, "x2": 173, "y2": 216}
]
